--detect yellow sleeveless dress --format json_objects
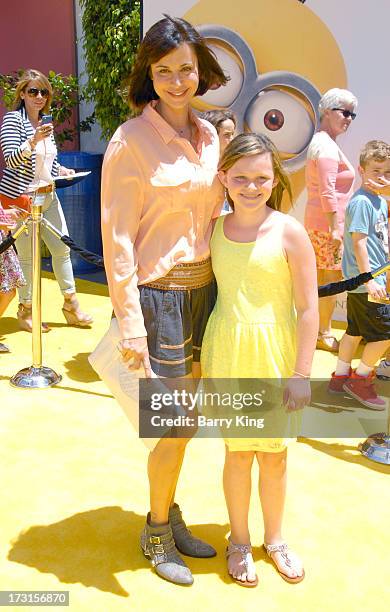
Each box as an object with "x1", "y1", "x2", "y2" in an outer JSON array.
[{"x1": 201, "y1": 214, "x2": 297, "y2": 452}]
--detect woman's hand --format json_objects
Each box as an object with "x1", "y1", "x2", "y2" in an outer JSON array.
[
  {"x1": 118, "y1": 336, "x2": 152, "y2": 379},
  {"x1": 59, "y1": 166, "x2": 75, "y2": 177},
  {"x1": 283, "y1": 375, "x2": 311, "y2": 411},
  {"x1": 31, "y1": 120, "x2": 53, "y2": 145},
  {"x1": 0, "y1": 207, "x2": 29, "y2": 230},
  {"x1": 0, "y1": 221, "x2": 15, "y2": 231},
  {"x1": 7, "y1": 207, "x2": 28, "y2": 222}
]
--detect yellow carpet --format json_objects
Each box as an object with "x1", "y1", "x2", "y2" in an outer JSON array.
[{"x1": 0, "y1": 273, "x2": 389, "y2": 612}]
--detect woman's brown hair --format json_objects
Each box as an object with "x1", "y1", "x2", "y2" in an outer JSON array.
[
  {"x1": 13, "y1": 69, "x2": 52, "y2": 115},
  {"x1": 126, "y1": 15, "x2": 228, "y2": 110},
  {"x1": 218, "y1": 133, "x2": 292, "y2": 211}
]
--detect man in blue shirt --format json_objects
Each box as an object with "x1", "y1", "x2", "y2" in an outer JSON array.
[{"x1": 329, "y1": 140, "x2": 390, "y2": 408}]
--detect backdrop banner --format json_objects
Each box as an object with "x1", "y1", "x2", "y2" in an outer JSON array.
[{"x1": 143, "y1": 0, "x2": 390, "y2": 322}]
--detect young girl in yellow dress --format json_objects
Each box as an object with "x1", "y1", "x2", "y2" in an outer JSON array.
[{"x1": 201, "y1": 133, "x2": 318, "y2": 587}]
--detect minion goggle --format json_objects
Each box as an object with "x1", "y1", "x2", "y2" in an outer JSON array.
[{"x1": 195, "y1": 25, "x2": 321, "y2": 172}]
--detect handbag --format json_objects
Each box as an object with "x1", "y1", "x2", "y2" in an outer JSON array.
[
  {"x1": 0, "y1": 193, "x2": 32, "y2": 214},
  {"x1": 88, "y1": 318, "x2": 158, "y2": 450}
]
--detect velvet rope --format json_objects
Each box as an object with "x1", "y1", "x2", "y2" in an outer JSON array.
[{"x1": 0, "y1": 232, "x2": 381, "y2": 293}]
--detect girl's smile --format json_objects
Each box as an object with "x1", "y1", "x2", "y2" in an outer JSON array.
[{"x1": 219, "y1": 152, "x2": 277, "y2": 210}]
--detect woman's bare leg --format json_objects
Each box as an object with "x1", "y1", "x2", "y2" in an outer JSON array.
[
  {"x1": 168, "y1": 361, "x2": 201, "y2": 509},
  {"x1": 148, "y1": 368, "x2": 196, "y2": 524},
  {"x1": 148, "y1": 437, "x2": 189, "y2": 524}
]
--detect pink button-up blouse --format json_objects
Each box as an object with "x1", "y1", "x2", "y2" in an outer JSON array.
[
  {"x1": 305, "y1": 130, "x2": 355, "y2": 234},
  {"x1": 101, "y1": 102, "x2": 223, "y2": 339}
]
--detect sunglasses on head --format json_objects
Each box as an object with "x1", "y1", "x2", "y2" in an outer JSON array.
[
  {"x1": 332, "y1": 108, "x2": 356, "y2": 120},
  {"x1": 26, "y1": 87, "x2": 49, "y2": 98}
]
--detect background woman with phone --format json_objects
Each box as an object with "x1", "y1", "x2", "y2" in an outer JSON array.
[{"x1": 0, "y1": 69, "x2": 92, "y2": 332}]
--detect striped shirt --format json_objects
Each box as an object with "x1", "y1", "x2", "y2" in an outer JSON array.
[{"x1": 0, "y1": 106, "x2": 59, "y2": 198}]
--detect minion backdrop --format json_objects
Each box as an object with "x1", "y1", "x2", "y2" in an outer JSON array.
[
  {"x1": 2, "y1": 4, "x2": 390, "y2": 608},
  {"x1": 143, "y1": 0, "x2": 390, "y2": 321}
]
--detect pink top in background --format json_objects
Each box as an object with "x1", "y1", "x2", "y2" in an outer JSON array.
[
  {"x1": 101, "y1": 102, "x2": 223, "y2": 339},
  {"x1": 304, "y1": 131, "x2": 355, "y2": 234}
]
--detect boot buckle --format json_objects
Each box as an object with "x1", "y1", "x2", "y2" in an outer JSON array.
[{"x1": 153, "y1": 544, "x2": 165, "y2": 554}]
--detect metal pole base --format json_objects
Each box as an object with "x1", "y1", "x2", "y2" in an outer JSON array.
[
  {"x1": 10, "y1": 366, "x2": 62, "y2": 389},
  {"x1": 358, "y1": 433, "x2": 390, "y2": 465}
]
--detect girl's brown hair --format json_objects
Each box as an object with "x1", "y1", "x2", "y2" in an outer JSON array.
[
  {"x1": 218, "y1": 133, "x2": 292, "y2": 211},
  {"x1": 126, "y1": 15, "x2": 228, "y2": 111},
  {"x1": 13, "y1": 69, "x2": 52, "y2": 115}
]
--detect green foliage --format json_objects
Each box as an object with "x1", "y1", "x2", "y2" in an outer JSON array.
[
  {"x1": 0, "y1": 73, "x2": 16, "y2": 110},
  {"x1": 80, "y1": 0, "x2": 141, "y2": 140},
  {"x1": 0, "y1": 70, "x2": 95, "y2": 148}
]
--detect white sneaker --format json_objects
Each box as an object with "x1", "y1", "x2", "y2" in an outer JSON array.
[{"x1": 376, "y1": 360, "x2": 390, "y2": 380}]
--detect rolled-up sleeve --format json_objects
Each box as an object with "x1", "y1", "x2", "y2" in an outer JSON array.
[
  {"x1": 211, "y1": 174, "x2": 225, "y2": 219},
  {"x1": 317, "y1": 156, "x2": 339, "y2": 213},
  {"x1": 101, "y1": 137, "x2": 146, "y2": 339}
]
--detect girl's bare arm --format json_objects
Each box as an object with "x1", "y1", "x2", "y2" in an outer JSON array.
[{"x1": 283, "y1": 218, "x2": 319, "y2": 377}]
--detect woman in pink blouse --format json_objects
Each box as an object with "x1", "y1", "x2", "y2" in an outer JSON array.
[
  {"x1": 305, "y1": 88, "x2": 357, "y2": 351},
  {"x1": 101, "y1": 16, "x2": 227, "y2": 585}
]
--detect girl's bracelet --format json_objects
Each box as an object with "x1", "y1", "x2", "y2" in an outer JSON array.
[{"x1": 292, "y1": 370, "x2": 310, "y2": 379}]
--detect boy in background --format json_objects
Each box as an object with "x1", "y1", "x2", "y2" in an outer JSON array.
[
  {"x1": 200, "y1": 109, "x2": 236, "y2": 156},
  {"x1": 200, "y1": 110, "x2": 237, "y2": 214},
  {"x1": 329, "y1": 140, "x2": 390, "y2": 408}
]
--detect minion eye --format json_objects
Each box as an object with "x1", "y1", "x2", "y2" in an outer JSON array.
[
  {"x1": 245, "y1": 90, "x2": 315, "y2": 154},
  {"x1": 198, "y1": 42, "x2": 244, "y2": 107},
  {"x1": 264, "y1": 109, "x2": 284, "y2": 131}
]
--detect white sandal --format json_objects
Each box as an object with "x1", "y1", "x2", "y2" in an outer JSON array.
[
  {"x1": 226, "y1": 538, "x2": 258, "y2": 587},
  {"x1": 263, "y1": 542, "x2": 305, "y2": 584}
]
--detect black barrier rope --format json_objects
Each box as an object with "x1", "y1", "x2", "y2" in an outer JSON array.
[
  {"x1": 0, "y1": 231, "x2": 385, "y2": 295},
  {"x1": 0, "y1": 233, "x2": 15, "y2": 255},
  {"x1": 317, "y1": 271, "x2": 373, "y2": 297},
  {"x1": 60, "y1": 235, "x2": 104, "y2": 268}
]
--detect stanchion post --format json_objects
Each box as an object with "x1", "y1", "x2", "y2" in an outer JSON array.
[
  {"x1": 359, "y1": 409, "x2": 390, "y2": 465},
  {"x1": 32, "y1": 198, "x2": 42, "y2": 368},
  {"x1": 10, "y1": 194, "x2": 62, "y2": 389}
]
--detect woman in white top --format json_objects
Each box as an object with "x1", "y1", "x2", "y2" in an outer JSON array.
[{"x1": 0, "y1": 69, "x2": 92, "y2": 331}]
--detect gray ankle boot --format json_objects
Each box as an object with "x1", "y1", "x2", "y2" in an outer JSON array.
[
  {"x1": 140, "y1": 514, "x2": 194, "y2": 585},
  {"x1": 169, "y1": 503, "x2": 216, "y2": 558}
]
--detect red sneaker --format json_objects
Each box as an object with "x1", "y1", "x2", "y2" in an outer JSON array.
[
  {"x1": 343, "y1": 371, "x2": 386, "y2": 410},
  {"x1": 328, "y1": 369, "x2": 352, "y2": 394}
]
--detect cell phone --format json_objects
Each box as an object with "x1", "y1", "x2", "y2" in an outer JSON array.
[{"x1": 41, "y1": 114, "x2": 53, "y2": 124}]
